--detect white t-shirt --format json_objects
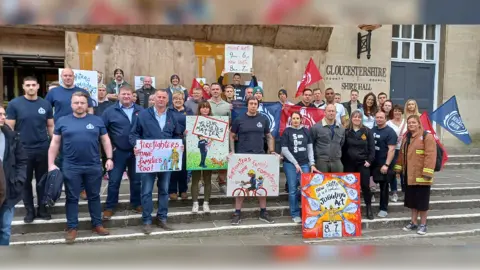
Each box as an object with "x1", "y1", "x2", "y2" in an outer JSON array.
[
  {"x1": 387, "y1": 119, "x2": 407, "y2": 149},
  {"x1": 319, "y1": 103, "x2": 346, "y2": 125}
]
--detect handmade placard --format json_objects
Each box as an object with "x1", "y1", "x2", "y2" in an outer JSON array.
[
  {"x1": 135, "y1": 139, "x2": 183, "y2": 173},
  {"x1": 301, "y1": 173, "x2": 362, "y2": 239}
]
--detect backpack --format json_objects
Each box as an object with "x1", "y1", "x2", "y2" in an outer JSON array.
[
  {"x1": 423, "y1": 131, "x2": 444, "y2": 172},
  {"x1": 406, "y1": 131, "x2": 443, "y2": 172}
]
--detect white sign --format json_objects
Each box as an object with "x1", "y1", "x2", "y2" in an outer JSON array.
[
  {"x1": 225, "y1": 44, "x2": 254, "y2": 73},
  {"x1": 244, "y1": 81, "x2": 263, "y2": 89},
  {"x1": 134, "y1": 76, "x2": 156, "y2": 90},
  {"x1": 59, "y1": 69, "x2": 98, "y2": 107},
  {"x1": 196, "y1": 78, "x2": 207, "y2": 85},
  {"x1": 227, "y1": 154, "x2": 280, "y2": 197},
  {"x1": 135, "y1": 139, "x2": 183, "y2": 173}
]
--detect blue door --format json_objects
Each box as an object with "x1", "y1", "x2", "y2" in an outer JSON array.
[{"x1": 390, "y1": 62, "x2": 435, "y2": 113}]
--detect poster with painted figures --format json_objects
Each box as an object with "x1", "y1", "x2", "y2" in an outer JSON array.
[
  {"x1": 135, "y1": 139, "x2": 183, "y2": 173},
  {"x1": 186, "y1": 116, "x2": 229, "y2": 171},
  {"x1": 58, "y1": 69, "x2": 98, "y2": 106},
  {"x1": 301, "y1": 173, "x2": 362, "y2": 239},
  {"x1": 227, "y1": 154, "x2": 280, "y2": 197}
]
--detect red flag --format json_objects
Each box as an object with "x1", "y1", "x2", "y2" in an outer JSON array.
[
  {"x1": 420, "y1": 112, "x2": 449, "y2": 168},
  {"x1": 265, "y1": 0, "x2": 308, "y2": 24},
  {"x1": 296, "y1": 58, "x2": 323, "y2": 97},
  {"x1": 189, "y1": 78, "x2": 210, "y2": 99},
  {"x1": 279, "y1": 105, "x2": 325, "y2": 135}
]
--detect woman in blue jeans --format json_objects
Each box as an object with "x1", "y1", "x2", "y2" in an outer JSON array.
[{"x1": 281, "y1": 112, "x2": 319, "y2": 223}]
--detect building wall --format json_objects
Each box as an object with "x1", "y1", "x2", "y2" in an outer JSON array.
[
  {"x1": 65, "y1": 25, "x2": 392, "y2": 102},
  {"x1": 440, "y1": 25, "x2": 480, "y2": 150},
  {"x1": 0, "y1": 28, "x2": 64, "y2": 57}
]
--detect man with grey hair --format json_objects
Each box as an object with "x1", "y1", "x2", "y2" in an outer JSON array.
[
  {"x1": 310, "y1": 104, "x2": 345, "y2": 172},
  {"x1": 136, "y1": 76, "x2": 156, "y2": 108}
]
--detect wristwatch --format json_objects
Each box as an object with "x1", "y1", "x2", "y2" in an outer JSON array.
[{"x1": 384, "y1": 164, "x2": 390, "y2": 167}]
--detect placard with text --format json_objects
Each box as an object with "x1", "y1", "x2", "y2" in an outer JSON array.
[
  {"x1": 301, "y1": 173, "x2": 362, "y2": 239},
  {"x1": 186, "y1": 116, "x2": 229, "y2": 171},
  {"x1": 134, "y1": 76, "x2": 156, "y2": 90},
  {"x1": 135, "y1": 139, "x2": 183, "y2": 173},
  {"x1": 227, "y1": 154, "x2": 279, "y2": 197},
  {"x1": 225, "y1": 44, "x2": 253, "y2": 73}
]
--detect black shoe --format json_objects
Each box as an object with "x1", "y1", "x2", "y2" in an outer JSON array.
[
  {"x1": 259, "y1": 212, "x2": 275, "y2": 224},
  {"x1": 24, "y1": 210, "x2": 36, "y2": 223},
  {"x1": 365, "y1": 204, "x2": 374, "y2": 220},
  {"x1": 37, "y1": 206, "x2": 52, "y2": 220},
  {"x1": 231, "y1": 214, "x2": 241, "y2": 225}
]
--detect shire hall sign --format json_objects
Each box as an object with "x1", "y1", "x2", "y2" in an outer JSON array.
[{"x1": 324, "y1": 64, "x2": 388, "y2": 91}]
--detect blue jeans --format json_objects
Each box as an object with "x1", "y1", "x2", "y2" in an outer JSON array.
[
  {"x1": 105, "y1": 149, "x2": 141, "y2": 210},
  {"x1": 0, "y1": 204, "x2": 15, "y2": 246},
  {"x1": 63, "y1": 164, "x2": 103, "y2": 229},
  {"x1": 141, "y1": 172, "x2": 171, "y2": 224},
  {"x1": 56, "y1": 151, "x2": 85, "y2": 192},
  {"x1": 283, "y1": 162, "x2": 310, "y2": 218}
]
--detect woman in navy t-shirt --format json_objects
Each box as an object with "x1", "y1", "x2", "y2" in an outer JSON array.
[{"x1": 281, "y1": 111, "x2": 320, "y2": 223}]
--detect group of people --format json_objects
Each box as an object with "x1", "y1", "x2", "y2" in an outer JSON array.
[{"x1": 0, "y1": 67, "x2": 437, "y2": 246}]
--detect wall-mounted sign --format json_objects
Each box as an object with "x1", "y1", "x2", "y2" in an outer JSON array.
[{"x1": 324, "y1": 64, "x2": 388, "y2": 92}]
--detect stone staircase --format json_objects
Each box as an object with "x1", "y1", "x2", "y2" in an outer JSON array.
[{"x1": 10, "y1": 165, "x2": 480, "y2": 246}]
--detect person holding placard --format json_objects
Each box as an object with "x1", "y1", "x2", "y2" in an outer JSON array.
[
  {"x1": 217, "y1": 68, "x2": 258, "y2": 101},
  {"x1": 190, "y1": 101, "x2": 214, "y2": 213},
  {"x1": 130, "y1": 89, "x2": 183, "y2": 234},
  {"x1": 229, "y1": 96, "x2": 278, "y2": 225}
]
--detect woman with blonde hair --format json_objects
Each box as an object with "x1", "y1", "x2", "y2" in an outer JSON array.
[
  {"x1": 394, "y1": 114, "x2": 437, "y2": 235},
  {"x1": 404, "y1": 99, "x2": 421, "y2": 119}
]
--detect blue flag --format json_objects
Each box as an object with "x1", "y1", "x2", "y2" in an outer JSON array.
[
  {"x1": 430, "y1": 95, "x2": 472, "y2": 145},
  {"x1": 231, "y1": 102, "x2": 282, "y2": 137}
]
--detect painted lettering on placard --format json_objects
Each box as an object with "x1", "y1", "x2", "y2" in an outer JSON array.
[{"x1": 135, "y1": 139, "x2": 183, "y2": 173}]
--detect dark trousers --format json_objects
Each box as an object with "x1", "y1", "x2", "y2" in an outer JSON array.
[
  {"x1": 372, "y1": 166, "x2": 392, "y2": 212},
  {"x1": 344, "y1": 162, "x2": 372, "y2": 205},
  {"x1": 169, "y1": 152, "x2": 188, "y2": 195},
  {"x1": 199, "y1": 151, "x2": 207, "y2": 167},
  {"x1": 63, "y1": 163, "x2": 103, "y2": 229},
  {"x1": 105, "y1": 149, "x2": 141, "y2": 210},
  {"x1": 56, "y1": 148, "x2": 85, "y2": 192},
  {"x1": 23, "y1": 149, "x2": 48, "y2": 212}
]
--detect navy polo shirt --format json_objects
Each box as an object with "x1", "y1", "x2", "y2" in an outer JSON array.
[
  {"x1": 46, "y1": 86, "x2": 94, "y2": 122},
  {"x1": 54, "y1": 114, "x2": 107, "y2": 166},
  {"x1": 6, "y1": 96, "x2": 53, "y2": 151},
  {"x1": 231, "y1": 113, "x2": 270, "y2": 154}
]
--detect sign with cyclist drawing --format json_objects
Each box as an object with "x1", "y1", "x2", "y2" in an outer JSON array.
[
  {"x1": 227, "y1": 154, "x2": 279, "y2": 197},
  {"x1": 186, "y1": 116, "x2": 229, "y2": 171},
  {"x1": 301, "y1": 173, "x2": 362, "y2": 239}
]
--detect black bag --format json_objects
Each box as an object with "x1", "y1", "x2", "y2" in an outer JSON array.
[
  {"x1": 37, "y1": 169, "x2": 64, "y2": 208},
  {"x1": 372, "y1": 166, "x2": 395, "y2": 183}
]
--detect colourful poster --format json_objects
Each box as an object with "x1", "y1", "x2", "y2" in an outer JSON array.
[
  {"x1": 134, "y1": 76, "x2": 156, "y2": 90},
  {"x1": 135, "y1": 139, "x2": 183, "y2": 173},
  {"x1": 227, "y1": 154, "x2": 280, "y2": 197},
  {"x1": 186, "y1": 116, "x2": 229, "y2": 170},
  {"x1": 301, "y1": 173, "x2": 362, "y2": 239}
]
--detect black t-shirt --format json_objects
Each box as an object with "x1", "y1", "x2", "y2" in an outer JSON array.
[
  {"x1": 94, "y1": 100, "x2": 113, "y2": 117},
  {"x1": 6, "y1": 96, "x2": 53, "y2": 151},
  {"x1": 281, "y1": 127, "x2": 311, "y2": 165},
  {"x1": 371, "y1": 125, "x2": 398, "y2": 166},
  {"x1": 231, "y1": 113, "x2": 270, "y2": 154}
]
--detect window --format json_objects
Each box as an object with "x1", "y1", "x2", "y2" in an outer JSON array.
[{"x1": 391, "y1": 25, "x2": 439, "y2": 63}]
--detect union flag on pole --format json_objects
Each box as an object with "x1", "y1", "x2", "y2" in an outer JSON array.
[
  {"x1": 420, "y1": 112, "x2": 449, "y2": 168},
  {"x1": 279, "y1": 105, "x2": 325, "y2": 135},
  {"x1": 295, "y1": 58, "x2": 323, "y2": 97}
]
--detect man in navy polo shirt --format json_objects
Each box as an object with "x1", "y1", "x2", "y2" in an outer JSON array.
[
  {"x1": 48, "y1": 91, "x2": 114, "y2": 244},
  {"x1": 6, "y1": 76, "x2": 54, "y2": 223},
  {"x1": 130, "y1": 89, "x2": 183, "y2": 234},
  {"x1": 102, "y1": 85, "x2": 143, "y2": 220},
  {"x1": 46, "y1": 68, "x2": 94, "y2": 200},
  {"x1": 229, "y1": 96, "x2": 278, "y2": 225}
]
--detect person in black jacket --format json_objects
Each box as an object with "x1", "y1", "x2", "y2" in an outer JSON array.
[
  {"x1": 342, "y1": 110, "x2": 375, "y2": 220},
  {"x1": 0, "y1": 106, "x2": 28, "y2": 246}
]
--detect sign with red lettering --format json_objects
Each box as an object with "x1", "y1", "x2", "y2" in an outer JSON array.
[
  {"x1": 226, "y1": 154, "x2": 280, "y2": 197},
  {"x1": 225, "y1": 44, "x2": 253, "y2": 73},
  {"x1": 135, "y1": 139, "x2": 183, "y2": 173}
]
